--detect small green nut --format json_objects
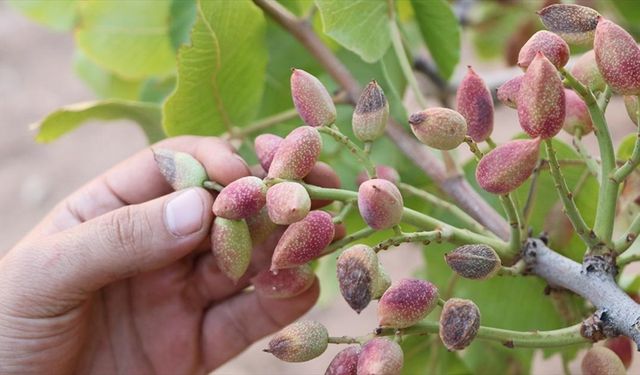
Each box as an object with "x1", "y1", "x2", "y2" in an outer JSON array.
[
  {"x1": 210, "y1": 217, "x2": 252, "y2": 284},
  {"x1": 337, "y1": 244, "x2": 379, "y2": 313},
  {"x1": 265, "y1": 320, "x2": 328, "y2": 362},
  {"x1": 439, "y1": 298, "x2": 481, "y2": 351},
  {"x1": 445, "y1": 244, "x2": 501, "y2": 280},
  {"x1": 153, "y1": 148, "x2": 208, "y2": 190},
  {"x1": 357, "y1": 338, "x2": 404, "y2": 375},
  {"x1": 352, "y1": 80, "x2": 389, "y2": 142},
  {"x1": 409, "y1": 108, "x2": 467, "y2": 150},
  {"x1": 581, "y1": 346, "x2": 626, "y2": 375},
  {"x1": 377, "y1": 278, "x2": 439, "y2": 329}
]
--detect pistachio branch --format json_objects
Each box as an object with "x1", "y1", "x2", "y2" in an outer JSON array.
[
  {"x1": 318, "y1": 125, "x2": 377, "y2": 178},
  {"x1": 614, "y1": 214, "x2": 640, "y2": 254},
  {"x1": 561, "y1": 68, "x2": 617, "y2": 247},
  {"x1": 543, "y1": 139, "x2": 599, "y2": 248},
  {"x1": 617, "y1": 249, "x2": 640, "y2": 267},
  {"x1": 612, "y1": 95, "x2": 640, "y2": 184},
  {"x1": 572, "y1": 129, "x2": 600, "y2": 180},
  {"x1": 332, "y1": 201, "x2": 354, "y2": 224},
  {"x1": 373, "y1": 229, "x2": 452, "y2": 252},
  {"x1": 252, "y1": 0, "x2": 511, "y2": 241},
  {"x1": 321, "y1": 227, "x2": 376, "y2": 256}
]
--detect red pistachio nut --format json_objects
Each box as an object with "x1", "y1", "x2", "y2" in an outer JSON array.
[
  {"x1": 255, "y1": 133, "x2": 283, "y2": 171},
  {"x1": 445, "y1": 244, "x2": 501, "y2": 280},
  {"x1": 211, "y1": 217, "x2": 252, "y2": 284},
  {"x1": 571, "y1": 50, "x2": 606, "y2": 93},
  {"x1": 304, "y1": 161, "x2": 342, "y2": 209},
  {"x1": 270, "y1": 210, "x2": 335, "y2": 270},
  {"x1": 538, "y1": 4, "x2": 599, "y2": 45},
  {"x1": 291, "y1": 68, "x2": 336, "y2": 127},
  {"x1": 337, "y1": 244, "x2": 379, "y2": 313},
  {"x1": 212, "y1": 176, "x2": 267, "y2": 220},
  {"x1": 517, "y1": 52, "x2": 565, "y2": 139},
  {"x1": 352, "y1": 80, "x2": 389, "y2": 142},
  {"x1": 356, "y1": 165, "x2": 400, "y2": 187},
  {"x1": 496, "y1": 75, "x2": 523, "y2": 109},
  {"x1": 476, "y1": 138, "x2": 541, "y2": 195},
  {"x1": 251, "y1": 264, "x2": 315, "y2": 299},
  {"x1": 409, "y1": 108, "x2": 467, "y2": 150},
  {"x1": 266, "y1": 320, "x2": 329, "y2": 362},
  {"x1": 325, "y1": 346, "x2": 360, "y2": 375},
  {"x1": 624, "y1": 95, "x2": 639, "y2": 126},
  {"x1": 268, "y1": 126, "x2": 322, "y2": 180},
  {"x1": 581, "y1": 346, "x2": 626, "y2": 375},
  {"x1": 378, "y1": 278, "x2": 439, "y2": 329},
  {"x1": 266, "y1": 181, "x2": 311, "y2": 225},
  {"x1": 604, "y1": 336, "x2": 633, "y2": 369},
  {"x1": 357, "y1": 338, "x2": 403, "y2": 375},
  {"x1": 439, "y1": 298, "x2": 481, "y2": 351},
  {"x1": 153, "y1": 148, "x2": 208, "y2": 190},
  {"x1": 563, "y1": 89, "x2": 593, "y2": 136},
  {"x1": 594, "y1": 18, "x2": 640, "y2": 95},
  {"x1": 518, "y1": 30, "x2": 570, "y2": 70},
  {"x1": 358, "y1": 178, "x2": 403, "y2": 230},
  {"x1": 457, "y1": 66, "x2": 494, "y2": 142}
]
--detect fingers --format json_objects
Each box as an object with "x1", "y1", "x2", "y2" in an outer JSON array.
[
  {"x1": 201, "y1": 280, "x2": 320, "y2": 370},
  {"x1": 33, "y1": 136, "x2": 250, "y2": 237},
  {"x1": 10, "y1": 188, "x2": 214, "y2": 306}
]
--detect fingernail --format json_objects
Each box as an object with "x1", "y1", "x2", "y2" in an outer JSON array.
[{"x1": 165, "y1": 189, "x2": 205, "y2": 237}]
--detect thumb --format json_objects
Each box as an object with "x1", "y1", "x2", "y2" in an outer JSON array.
[{"x1": 14, "y1": 188, "x2": 213, "y2": 299}]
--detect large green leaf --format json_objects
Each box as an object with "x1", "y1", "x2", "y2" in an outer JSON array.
[
  {"x1": 8, "y1": 0, "x2": 78, "y2": 31},
  {"x1": 33, "y1": 100, "x2": 164, "y2": 144},
  {"x1": 169, "y1": 0, "x2": 197, "y2": 52},
  {"x1": 315, "y1": 0, "x2": 391, "y2": 63},
  {"x1": 409, "y1": 0, "x2": 460, "y2": 80},
  {"x1": 75, "y1": 0, "x2": 176, "y2": 79},
  {"x1": 73, "y1": 51, "x2": 142, "y2": 100},
  {"x1": 163, "y1": 0, "x2": 268, "y2": 136}
]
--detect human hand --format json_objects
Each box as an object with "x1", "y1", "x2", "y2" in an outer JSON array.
[{"x1": 0, "y1": 136, "x2": 319, "y2": 374}]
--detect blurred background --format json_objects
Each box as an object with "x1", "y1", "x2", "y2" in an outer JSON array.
[{"x1": 2, "y1": 0, "x2": 640, "y2": 374}]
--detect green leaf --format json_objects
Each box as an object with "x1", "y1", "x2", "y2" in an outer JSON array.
[
  {"x1": 169, "y1": 0, "x2": 197, "y2": 52},
  {"x1": 34, "y1": 100, "x2": 165, "y2": 144},
  {"x1": 617, "y1": 133, "x2": 637, "y2": 160},
  {"x1": 139, "y1": 77, "x2": 177, "y2": 104},
  {"x1": 163, "y1": 0, "x2": 268, "y2": 136},
  {"x1": 409, "y1": 0, "x2": 460, "y2": 80},
  {"x1": 73, "y1": 51, "x2": 142, "y2": 100},
  {"x1": 8, "y1": 0, "x2": 78, "y2": 31},
  {"x1": 610, "y1": 0, "x2": 640, "y2": 26},
  {"x1": 75, "y1": 0, "x2": 176, "y2": 79},
  {"x1": 315, "y1": 0, "x2": 391, "y2": 63}
]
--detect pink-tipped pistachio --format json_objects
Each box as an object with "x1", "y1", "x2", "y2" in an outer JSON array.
[
  {"x1": 624, "y1": 96, "x2": 639, "y2": 126},
  {"x1": 270, "y1": 210, "x2": 335, "y2": 270},
  {"x1": 439, "y1": 298, "x2": 480, "y2": 351},
  {"x1": 445, "y1": 244, "x2": 501, "y2": 280},
  {"x1": 518, "y1": 31, "x2": 570, "y2": 70},
  {"x1": 563, "y1": 89, "x2": 593, "y2": 135},
  {"x1": 255, "y1": 134, "x2": 283, "y2": 171},
  {"x1": 409, "y1": 108, "x2": 467, "y2": 150},
  {"x1": 352, "y1": 80, "x2": 389, "y2": 142},
  {"x1": 372, "y1": 262, "x2": 391, "y2": 300},
  {"x1": 356, "y1": 165, "x2": 400, "y2": 186},
  {"x1": 358, "y1": 179, "x2": 403, "y2": 230},
  {"x1": 538, "y1": 4, "x2": 600, "y2": 45},
  {"x1": 326, "y1": 346, "x2": 360, "y2": 375},
  {"x1": 268, "y1": 126, "x2": 322, "y2": 180},
  {"x1": 337, "y1": 245, "x2": 379, "y2": 313},
  {"x1": 304, "y1": 161, "x2": 342, "y2": 209},
  {"x1": 571, "y1": 50, "x2": 606, "y2": 93},
  {"x1": 211, "y1": 217, "x2": 252, "y2": 284},
  {"x1": 496, "y1": 75, "x2": 523, "y2": 109},
  {"x1": 251, "y1": 264, "x2": 315, "y2": 299},
  {"x1": 266, "y1": 320, "x2": 329, "y2": 362},
  {"x1": 378, "y1": 278, "x2": 439, "y2": 329},
  {"x1": 246, "y1": 207, "x2": 278, "y2": 245},
  {"x1": 357, "y1": 338, "x2": 404, "y2": 375},
  {"x1": 517, "y1": 52, "x2": 566, "y2": 139},
  {"x1": 457, "y1": 66, "x2": 494, "y2": 142},
  {"x1": 153, "y1": 148, "x2": 208, "y2": 190},
  {"x1": 291, "y1": 68, "x2": 336, "y2": 127},
  {"x1": 212, "y1": 176, "x2": 267, "y2": 220},
  {"x1": 594, "y1": 18, "x2": 640, "y2": 95},
  {"x1": 266, "y1": 182, "x2": 311, "y2": 225},
  {"x1": 581, "y1": 346, "x2": 627, "y2": 375},
  {"x1": 476, "y1": 138, "x2": 541, "y2": 195}
]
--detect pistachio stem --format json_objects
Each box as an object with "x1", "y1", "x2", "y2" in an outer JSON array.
[
  {"x1": 561, "y1": 68, "x2": 617, "y2": 248},
  {"x1": 464, "y1": 136, "x2": 484, "y2": 160},
  {"x1": 617, "y1": 248, "x2": 640, "y2": 267},
  {"x1": 398, "y1": 182, "x2": 493, "y2": 237},
  {"x1": 318, "y1": 125, "x2": 377, "y2": 178},
  {"x1": 231, "y1": 108, "x2": 299, "y2": 139},
  {"x1": 611, "y1": 95, "x2": 640, "y2": 184},
  {"x1": 572, "y1": 129, "x2": 600, "y2": 180},
  {"x1": 485, "y1": 137, "x2": 497, "y2": 150},
  {"x1": 203, "y1": 180, "x2": 225, "y2": 191},
  {"x1": 321, "y1": 226, "x2": 377, "y2": 256},
  {"x1": 500, "y1": 194, "x2": 522, "y2": 254},
  {"x1": 498, "y1": 261, "x2": 526, "y2": 277},
  {"x1": 614, "y1": 214, "x2": 640, "y2": 254},
  {"x1": 597, "y1": 85, "x2": 612, "y2": 112},
  {"x1": 544, "y1": 139, "x2": 598, "y2": 248},
  {"x1": 373, "y1": 229, "x2": 451, "y2": 252},
  {"x1": 328, "y1": 336, "x2": 360, "y2": 345},
  {"x1": 332, "y1": 201, "x2": 354, "y2": 224}
]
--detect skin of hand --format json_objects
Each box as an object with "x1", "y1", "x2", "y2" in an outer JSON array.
[{"x1": 0, "y1": 136, "x2": 319, "y2": 374}]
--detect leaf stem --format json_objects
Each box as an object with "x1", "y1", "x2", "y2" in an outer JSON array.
[
  {"x1": 318, "y1": 125, "x2": 377, "y2": 178},
  {"x1": 612, "y1": 95, "x2": 640, "y2": 184},
  {"x1": 321, "y1": 227, "x2": 377, "y2": 256},
  {"x1": 614, "y1": 213, "x2": 640, "y2": 254},
  {"x1": 544, "y1": 139, "x2": 598, "y2": 248},
  {"x1": 617, "y1": 249, "x2": 640, "y2": 267},
  {"x1": 332, "y1": 201, "x2": 354, "y2": 224},
  {"x1": 500, "y1": 194, "x2": 522, "y2": 254}
]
